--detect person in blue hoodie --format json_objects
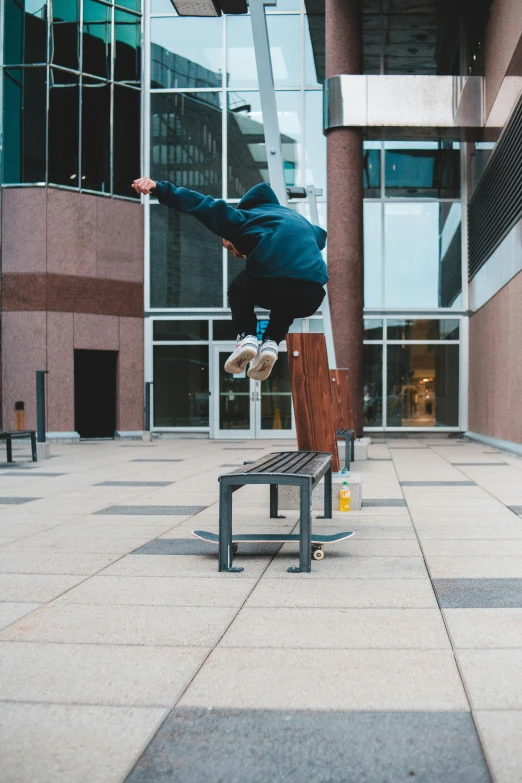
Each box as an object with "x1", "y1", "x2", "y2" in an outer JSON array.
[{"x1": 132, "y1": 177, "x2": 328, "y2": 381}]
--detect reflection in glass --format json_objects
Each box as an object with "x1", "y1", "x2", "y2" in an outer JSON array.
[
  {"x1": 213, "y1": 320, "x2": 238, "y2": 341},
  {"x1": 364, "y1": 345, "x2": 383, "y2": 427},
  {"x1": 51, "y1": 0, "x2": 79, "y2": 71},
  {"x1": 83, "y1": 0, "x2": 111, "y2": 79},
  {"x1": 304, "y1": 16, "x2": 323, "y2": 87},
  {"x1": 228, "y1": 91, "x2": 300, "y2": 197},
  {"x1": 115, "y1": 9, "x2": 141, "y2": 84},
  {"x1": 150, "y1": 206, "x2": 223, "y2": 308},
  {"x1": 260, "y1": 353, "x2": 292, "y2": 430},
  {"x1": 81, "y1": 77, "x2": 110, "y2": 192},
  {"x1": 226, "y1": 15, "x2": 301, "y2": 88},
  {"x1": 385, "y1": 143, "x2": 460, "y2": 198},
  {"x1": 304, "y1": 91, "x2": 326, "y2": 194},
  {"x1": 153, "y1": 321, "x2": 209, "y2": 341},
  {"x1": 48, "y1": 69, "x2": 79, "y2": 186},
  {"x1": 151, "y1": 17, "x2": 222, "y2": 89},
  {"x1": 113, "y1": 85, "x2": 140, "y2": 197},
  {"x1": 3, "y1": 67, "x2": 46, "y2": 183},
  {"x1": 153, "y1": 345, "x2": 209, "y2": 427},
  {"x1": 115, "y1": 0, "x2": 141, "y2": 12},
  {"x1": 309, "y1": 319, "x2": 324, "y2": 332},
  {"x1": 387, "y1": 344, "x2": 459, "y2": 427},
  {"x1": 363, "y1": 202, "x2": 383, "y2": 307},
  {"x1": 4, "y1": 0, "x2": 48, "y2": 65},
  {"x1": 151, "y1": 92, "x2": 222, "y2": 198},
  {"x1": 382, "y1": 13, "x2": 459, "y2": 76},
  {"x1": 387, "y1": 320, "x2": 459, "y2": 341},
  {"x1": 364, "y1": 319, "x2": 383, "y2": 340},
  {"x1": 363, "y1": 143, "x2": 380, "y2": 197},
  {"x1": 219, "y1": 351, "x2": 251, "y2": 431}
]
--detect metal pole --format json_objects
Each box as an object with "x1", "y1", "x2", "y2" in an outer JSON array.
[
  {"x1": 249, "y1": 0, "x2": 288, "y2": 206},
  {"x1": 36, "y1": 371, "x2": 48, "y2": 443},
  {"x1": 144, "y1": 381, "x2": 153, "y2": 431}
]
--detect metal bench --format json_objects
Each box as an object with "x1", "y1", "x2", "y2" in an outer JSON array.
[
  {"x1": 336, "y1": 428, "x2": 355, "y2": 471},
  {"x1": 0, "y1": 430, "x2": 37, "y2": 463},
  {"x1": 218, "y1": 451, "x2": 332, "y2": 574}
]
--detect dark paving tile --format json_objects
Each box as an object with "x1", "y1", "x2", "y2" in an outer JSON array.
[
  {"x1": 401, "y1": 481, "x2": 476, "y2": 487},
  {"x1": 0, "y1": 472, "x2": 65, "y2": 477},
  {"x1": 362, "y1": 499, "x2": 407, "y2": 507},
  {"x1": 0, "y1": 497, "x2": 40, "y2": 504},
  {"x1": 453, "y1": 463, "x2": 507, "y2": 466},
  {"x1": 95, "y1": 481, "x2": 174, "y2": 487},
  {"x1": 0, "y1": 464, "x2": 37, "y2": 469},
  {"x1": 132, "y1": 459, "x2": 184, "y2": 463},
  {"x1": 132, "y1": 538, "x2": 281, "y2": 556},
  {"x1": 508, "y1": 506, "x2": 522, "y2": 515},
  {"x1": 94, "y1": 505, "x2": 207, "y2": 516},
  {"x1": 125, "y1": 709, "x2": 491, "y2": 783},
  {"x1": 433, "y1": 579, "x2": 522, "y2": 608}
]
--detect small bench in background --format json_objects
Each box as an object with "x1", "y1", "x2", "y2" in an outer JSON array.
[{"x1": 0, "y1": 431, "x2": 37, "y2": 463}]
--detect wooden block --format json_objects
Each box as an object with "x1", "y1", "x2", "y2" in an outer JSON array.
[
  {"x1": 287, "y1": 333, "x2": 340, "y2": 472},
  {"x1": 330, "y1": 368, "x2": 355, "y2": 433}
]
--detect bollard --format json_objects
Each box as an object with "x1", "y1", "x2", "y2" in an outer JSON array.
[
  {"x1": 36, "y1": 371, "x2": 49, "y2": 443},
  {"x1": 144, "y1": 382, "x2": 153, "y2": 432}
]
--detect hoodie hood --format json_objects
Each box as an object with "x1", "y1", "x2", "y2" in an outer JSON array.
[{"x1": 238, "y1": 182, "x2": 280, "y2": 210}]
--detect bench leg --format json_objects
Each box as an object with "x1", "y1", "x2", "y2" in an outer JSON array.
[
  {"x1": 317, "y1": 466, "x2": 332, "y2": 520},
  {"x1": 219, "y1": 485, "x2": 243, "y2": 573},
  {"x1": 270, "y1": 485, "x2": 285, "y2": 519},
  {"x1": 31, "y1": 432, "x2": 37, "y2": 462},
  {"x1": 6, "y1": 436, "x2": 13, "y2": 464},
  {"x1": 288, "y1": 480, "x2": 312, "y2": 573}
]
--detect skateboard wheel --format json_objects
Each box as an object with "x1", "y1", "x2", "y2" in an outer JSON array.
[
  {"x1": 232, "y1": 543, "x2": 239, "y2": 555},
  {"x1": 312, "y1": 546, "x2": 324, "y2": 561}
]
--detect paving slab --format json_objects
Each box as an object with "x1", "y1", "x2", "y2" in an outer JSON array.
[
  {"x1": 0, "y1": 602, "x2": 41, "y2": 630},
  {"x1": 131, "y1": 538, "x2": 283, "y2": 557},
  {"x1": 103, "y1": 553, "x2": 272, "y2": 578},
  {"x1": 0, "y1": 552, "x2": 120, "y2": 575},
  {"x1": 264, "y1": 555, "x2": 428, "y2": 579},
  {"x1": 1, "y1": 535, "x2": 151, "y2": 554},
  {"x1": 125, "y1": 708, "x2": 490, "y2": 783},
  {"x1": 457, "y1": 650, "x2": 522, "y2": 709},
  {"x1": 0, "y1": 603, "x2": 237, "y2": 646},
  {"x1": 427, "y1": 557, "x2": 522, "y2": 578},
  {"x1": 179, "y1": 648, "x2": 469, "y2": 711},
  {"x1": 94, "y1": 505, "x2": 207, "y2": 516},
  {"x1": 423, "y1": 540, "x2": 522, "y2": 557},
  {"x1": 417, "y1": 526, "x2": 522, "y2": 540},
  {"x1": 433, "y1": 579, "x2": 522, "y2": 608},
  {"x1": 444, "y1": 608, "x2": 522, "y2": 648},
  {"x1": 0, "y1": 573, "x2": 87, "y2": 602},
  {"x1": 475, "y1": 711, "x2": 522, "y2": 783},
  {"x1": 0, "y1": 641, "x2": 208, "y2": 706}
]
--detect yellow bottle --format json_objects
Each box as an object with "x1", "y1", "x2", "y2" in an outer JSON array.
[{"x1": 339, "y1": 481, "x2": 351, "y2": 512}]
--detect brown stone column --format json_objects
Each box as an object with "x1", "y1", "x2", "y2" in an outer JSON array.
[{"x1": 325, "y1": 0, "x2": 364, "y2": 435}]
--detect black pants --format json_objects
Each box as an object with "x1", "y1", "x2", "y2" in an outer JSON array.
[{"x1": 228, "y1": 270, "x2": 325, "y2": 344}]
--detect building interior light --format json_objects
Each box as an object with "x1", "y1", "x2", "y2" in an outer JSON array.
[{"x1": 70, "y1": 174, "x2": 77, "y2": 180}]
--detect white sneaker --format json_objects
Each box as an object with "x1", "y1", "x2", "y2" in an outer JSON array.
[
  {"x1": 247, "y1": 340, "x2": 279, "y2": 381},
  {"x1": 224, "y1": 335, "x2": 259, "y2": 374}
]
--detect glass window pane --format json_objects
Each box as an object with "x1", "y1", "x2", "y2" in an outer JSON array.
[
  {"x1": 151, "y1": 17, "x2": 222, "y2": 89},
  {"x1": 153, "y1": 321, "x2": 209, "y2": 341},
  {"x1": 226, "y1": 15, "x2": 300, "y2": 88},
  {"x1": 150, "y1": 205, "x2": 223, "y2": 308},
  {"x1": 387, "y1": 319, "x2": 460, "y2": 341},
  {"x1": 304, "y1": 15, "x2": 323, "y2": 87},
  {"x1": 51, "y1": 0, "x2": 79, "y2": 71},
  {"x1": 3, "y1": 67, "x2": 46, "y2": 183},
  {"x1": 267, "y1": 0, "x2": 301, "y2": 10},
  {"x1": 151, "y1": 92, "x2": 222, "y2": 199},
  {"x1": 4, "y1": 0, "x2": 47, "y2": 65},
  {"x1": 364, "y1": 202, "x2": 383, "y2": 307},
  {"x1": 364, "y1": 345, "x2": 383, "y2": 427},
  {"x1": 81, "y1": 77, "x2": 110, "y2": 192},
  {"x1": 364, "y1": 319, "x2": 383, "y2": 340},
  {"x1": 153, "y1": 345, "x2": 209, "y2": 427},
  {"x1": 364, "y1": 142, "x2": 380, "y2": 197},
  {"x1": 385, "y1": 203, "x2": 456, "y2": 308},
  {"x1": 309, "y1": 318, "x2": 324, "y2": 332},
  {"x1": 213, "y1": 320, "x2": 238, "y2": 340},
  {"x1": 48, "y1": 69, "x2": 80, "y2": 186},
  {"x1": 228, "y1": 255, "x2": 246, "y2": 292},
  {"x1": 227, "y1": 91, "x2": 300, "y2": 198},
  {"x1": 385, "y1": 143, "x2": 460, "y2": 198},
  {"x1": 115, "y1": 9, "x2": 141, "y2": 84},
  {"x1": 387, "y1": 344, "x2": 459, "y2": 427},
  {"x1": 113, "y1": 85, "x2": 141, "y2": 197},
  {"x1": 152, "y1": 0, "x2": 175, "y2": 12},
  {"x1": 115, "y1": 0, "x2": 141, "y2": 12},
  {"x1": 83, "y1": 0, "x2": 112, "y2": 79},
  {"x1": 304, "y1": 91, "x2": 326, "y2": 194}
]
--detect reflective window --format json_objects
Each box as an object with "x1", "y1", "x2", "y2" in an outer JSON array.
[
  {"x1": 3, "y1": 67, "x2": 46, "y2": 183},
  {"x1": 81, "y1": 77, "x2": 110, "y2": 192},
  {"x1": 115, "y1": 9, "x2": 141, "y2": 84},
  {"x1": 267, "y1": 0, "x2": 301, "y2": 9},
  {"x1": 153, "y1": 321, "x2": 209, "y2": 341},
  {"x1": 48, "y1": 69, "x2": 80, "y2": 186},
  {"x1": 304, "y1": 17, "x2": 322, "y2": 87},
  {"x1": 309, "y1": 318, "x2": 324, "y2": 332},
  {"x1": 151, "y1": 17, "x2": 222, "y2": 89},
  {"x1": 387, "y1": 344, "x2": 459, "y2": 427},
  {"x1": 364, "y1": 319, "x2": 383, "y2": 340},
  {"x1": 364, "y1": 345, "x2": 383, "y2": 426},
  {"x1": 4, "y1": 0, "x2": 47, "y2": 65},
  {"x1": 387, "y1": 320, "x2": 459, "y2": 341},
  {"x1": 363, "y1": 142, "x2": 380, "y2": 197},
  {"x1": 213, "y1": 320, "x2": 238, "y2": 340},
  {"x1": 384, "y1": 142, "x2": 460, "y2": 199},
  {"x1": 113, "y1": 85, "x2": 140, "y2": 197},
  {"x1": 304, "y1": 91, "x2": 326, "y2": 194},
  {"x1": 363, "y1": 202, "x2": 383, "y2": 307},
  {"x1": 83, "y1": 0, "x2": 112, "y2": 79},
  {"x1": 150, "y1": 206, "x2": 223, "y2": 308},
  {"x1": 151, "y1": 0, "x2": 175, "y2": 12},
  {"x1": 51, "y1": 0, "x2": 79, "y2": 71},
  {"x1": 116, "y1": 0, "x2": 141, "y2": 12},
  {"x1": 153, "y1": 345, "x2": 210, "y2": 427},
  {"x1": 151, "y1": 92, "x2": 222, "y2": 198},
  {"x1": 226, "y1": 15, "x2": 301, "y2": 88}
]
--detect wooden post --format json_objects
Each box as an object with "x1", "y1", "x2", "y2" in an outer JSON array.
[{"x1": 329, "y1": 369, "x2": 355, "y2": 433}]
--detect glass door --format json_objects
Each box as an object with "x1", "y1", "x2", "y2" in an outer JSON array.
[{"x1": 256, "y1": 350, "x2": 294, "y2": 438}]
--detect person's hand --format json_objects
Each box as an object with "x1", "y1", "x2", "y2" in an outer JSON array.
[
  {"x1": 222, "y1": 238, "x2": 243, "y2": 258},
  {"x1": 132, "y1": 177, "x2": 157, "y2": 195}
]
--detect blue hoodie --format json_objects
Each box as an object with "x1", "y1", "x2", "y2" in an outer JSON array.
[{"x1": 154, "y1": 181, "x2": 328, "y2": 285}]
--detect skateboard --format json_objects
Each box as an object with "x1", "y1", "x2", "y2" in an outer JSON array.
[{"x1": 192, "y1": 530, "x2": 355, "y2": 560}]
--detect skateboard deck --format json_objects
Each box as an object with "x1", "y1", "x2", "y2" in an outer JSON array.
[{"x1": 192, "y1": 530, "x2": 354, "y2": 560}]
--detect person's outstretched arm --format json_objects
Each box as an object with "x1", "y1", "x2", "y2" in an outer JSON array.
[{"x1": 132, "y1": 177, "x2": 245, "y2": 240}]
